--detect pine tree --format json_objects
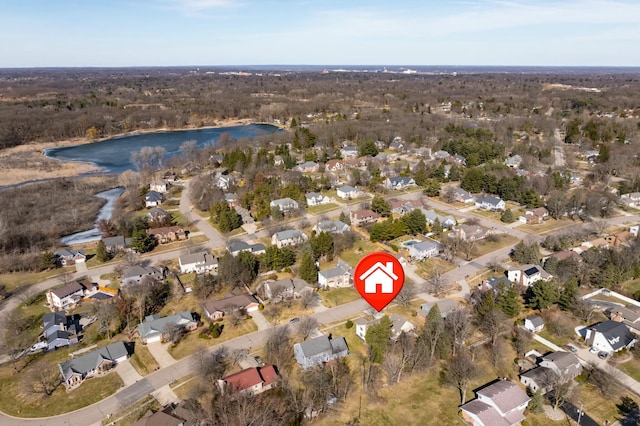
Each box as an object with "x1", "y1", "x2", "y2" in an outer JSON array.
[
  {"x1": 299, "y1": 251, "x2": 318, "y2": 284},
  {"x1": 371, "y1": 195, "x2": 391, "y2": 217},
  {"x1": 528, "y1": 279, "x2": 560, "y2": 310},
  {"x1": 131, "y1": 229, "x2": 155, "y2": 253},
  {"x1": 528, "y1": 389, "x2": 545, "y2": 413},
  {"x1": 497, "y1": 284, "x2": 521, "y2": 317},
  {"x1": 365, "y1": 315, "x2": 392, "y2": 363},
  {"x1": 559, "y1": 279, "x2": 578, "y2": 310},
  {"x1": 339, "y1": 211, "x2": 351, "y2": 225},
  {"x1": 95, "y1": 240, "x2": 111, "y2": 262},
  {"x1": 500, "y1": 209, "x2": 516, "y2": 223}
]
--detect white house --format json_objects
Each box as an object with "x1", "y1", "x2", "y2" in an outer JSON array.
[
  {"x1": 475, "y1": 195, "x2": 506, "y2": 211},
  {"x1": 318, "y1": 261, "x2": 352, "y2": 289},
  {"x1": 312, "y1": 219, "x2": 350, "y2": 235},
  {"x1": 145, "y1": 190, "x2": 163, "y2": 208},
  {"x1": 385, "y1": 176, "x2": 417, "y2": 190},
  {"x1": 523, "y1": 315, "x2": 545, "y2": 333},
  {"x1": 506, "y1": 265, "x2": 550, "y2": 287},
  {"x1": 227, "y1": 240, "x2": 266, "y2": 257},
  {"x1": 179, "y1": 252, "x2": 218, "y2": 274},
  {"x1": 408, "y1": 239, "x2": 441, "y2": 261},
  {"x1": 122, "y1": 265, "x2": 166, "y2": 286},
  {"x1": 585, "y1": 320, "x2": 636, "y2": 354},
  {"x1": 271, "y1": 229, "x2": 308, "y2": 248},
  {"x1": 46, "y1": 282, "x2": 86, "y2": 310},
  {"x1": 305, "y1": 192, "x2": 329, "y2": 207},
  {"x1": 505, "y1": 154, "x2": 523, "y2": 168},
  {"x1": 355, "y1": 314, "x2": 415, "y2": 342},
  {"x1": 340, "y1": 146, "x2": 358, "y2": 159},
  {"x1": 149, "y1": 180, "x2": 169, "y2": 193},
  {"x1": 336, "y1": 185, "x2": 361, "y2": 200},
  {"x1": 620, "y1": 192, "x2": 640, "y2": 208},
  {"x1": 54, "y1": 249, "x2": 86, "y2": 266},
  {"x1": 270, "y1": 197, "x2": 299, "y2": 212},
  {"x1": 359, "y1": 261, "x2": 397, "y2": 294}
]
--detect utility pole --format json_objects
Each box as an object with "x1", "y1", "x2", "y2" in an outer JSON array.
[{"x1": 577, "y1": 402, "x2": 583, "y2": 424}]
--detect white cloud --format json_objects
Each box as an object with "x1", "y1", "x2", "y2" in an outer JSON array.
[{"x1": 161, "y1": 0, "x2": 241, "y2": 16}]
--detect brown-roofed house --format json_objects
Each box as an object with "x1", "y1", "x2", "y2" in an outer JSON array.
[
  {"x1": 350, "y1": 209, "x2": 381, "y2": 227},
  {"x1": 203, "y1": 294, "x2": 260, "y2": 320},
  {"x1": 146, "y1": 226, "x2": 186, "y2": 244},
  {"x1": 217, "y1": 365, "x2": 279, "y2": 396},
  {"x1": 460, "y1": 380, "x2": 530, "y2": 426}
]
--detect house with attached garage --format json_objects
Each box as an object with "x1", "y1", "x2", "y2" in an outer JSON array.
[
  {"x1": 585, "y1": 320, "x2": 636, "y2": 355},
  {"x1": 305, "y1": 192, "x2": 330, "y2": 207},
  {"x1": 145, "y1": 190, "x2": 163, "y2": 208},
  {"x1": 147, "y1": 207, "x2": 170, "y2": 222},
  {"x1": 350, "y1": 209, "x2": 381, "y2": 227},
  {"x1": 506, "y1": 264, "x2": 551, "y2": 287},
  {"x1": 259, "y1": 278, "x2": 313, "y2": 300},
  {"x1": 121, "y1": 265, "x2": 166, "y2": 286},
  {"x1": 620, "y1": 192, "x2": 640, "y2": 208},
  {"x1": 270, "y1": 197, "x2": 299, "y2": 213},
  {"x1": 218, "y1": 365, "x2": 279, "y2": 396},
  {"x1": 293, "y1": 161, "x2": 319, "y2": 173},
  {"x1": 355, "y1": 314, "x2": 415, "y2": 342},
  {"x1": 336, "y1": 185, "x2": 361, "y2": 200},
  {"x1": 58, "y1": 341, "x2": 129, "y2": 390},
  {"x1": 42, "y1": 312, "x2": 82, "y2": 351},
  {"x1": 340, "y1": 146, "x2": 358, "y2": 159},
  {"x1": 318, "y1": 260, "x2": 352, "y2": 289},
  {"x1": 102, "y1": 236, "x2": 132, "y2": 254},
  {"x1": 146, "y1": 226, "x2": 186, "y2": 243},
  {"x1": 227, "y1": 240, "x2": 266, "y2": 257},
  {"x1": 179, "y1": 251, "x2": 218, "y2": 274},
  {"x1": 453, "y1": 188, "x2": 476, "y2": 204},
  {"x1": 294, "y1": 334, "x2": 349, "y2": 369},
  {"x1": 459, "y1": 379, "x2": 530, "y2": 426},
  {"x1": 504, "y1": 154, "x2": 523, "y2": 169},
  {"x1": 325, "y1": 159, "x2": 346, "y2": 172},
  {"x1": 46, "y1": 281, "x2": 90, "y2": 311},
  {"x1": 475, "y1": 195, "x2": 506, "y2": 211},
  {"x1": 203, "y1": 294, "x2": 260, "y2": 320},
  {"x1": 312, "y1": 219, "x2": 350, "y2": 234},
  {"x1": 417, "y1": 299, "x2": 459, "y2": 320},
  {"x1": 520, "y1": 351, "x2": 582, "y2": 393},
  {"x1": 149, "y1": 180, "x2": 170, "y2": 193},
  {"x1": 271, "y1": 229, "x2": 308, "y2": 248},
  {"x1": 421, "y1": 209, "x2": 456, "y2": 229},
  {"x1": 54, "y1": 249, "x2": 86, "y2": 266},
  {"x1": 385, "y1": 176, "x2": 417, "y2": 190},
  {"x1": 138, "y1": 311, "x2": 198, "y2": 344},
  {"x1": 408, "y1": 239, "x2": 441, "y2": 261}
]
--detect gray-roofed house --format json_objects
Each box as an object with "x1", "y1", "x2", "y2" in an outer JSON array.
[
  {"x1": 203, "y1": 294, "x2": 260, "y2": 320},
  {"x1": 505, "y1": 155, "x2": 523, "y2": 169},
  {"x1": 122, "y1": 265, "x2": 166, "y2": 286},
  {"x1": 270, "y1": 197, "x2": 299, "y2": 213},
  {"x1": 460, "y1": 380, "x2": 530, "y2": 426},
  {"x1": 585, "y1": 320, "x2": 636, "y2": 355},
  {"x1": 147, "y1": 207, "x2": 170, "y2": 222},
  {"x1": 138, "y1": 311, "x2": 198, "y2": 344},
  {"x1": 42, "y1": 312, "x2": 81, "y2": 351},
  {"x1": 475, "y1": 195, "x2": 506, "y2": 211},
  {"x1": 312, "y1": 219, "x2": 351, "y2": 235},
  {"x1": 506, "y1": 265, "x2": 551, "y2": 287},
  {"x1": 145, "y1": 190, "x2": 163, "y2": 208},
  {"x1": 355, "y1": 314, "x2": 415, "y2": 342},
  {"x1": 336, "y1": 185, "x2": 361, "y2": 200},
  {"x1": 46, "y1": 281, "x2": 86, "y2": 310},
  {"x1": 294, "y1": 334, "x2": 349, "y2": 369},
  {"x1": 524, "y1": 315, "x2": 545, "y2": 333},
  {"x1": 59, "y1": 341, "x2": 129, "y2": 390},
  {"x1": 318, "y1": 260, "x2": 352, "y2": 289},
  {"x1": 259, "y1": 278, "x2": 313, "y2": 300},
  {"x1": 271, "y1": 229, "x2": 308, "y2": 248},
  {"x1": 420, "y1": 208, "x2": 456, "y2": 229},
  {"x1": 408, "y1": 239, "x2": 441, "y2": 261},
  {"x1": 227, "y1": 240, "x2": 266, "y2": 257},
  {"x1": 102, "y1": 236, "x2": 132, "y2": 254},
  {"x1": 179, "y1": 252, "x2": 218, "y2": 274},
  {"x1": 453, "y1": 188, "x2": 476, "y2": 204},
  {"x1": 305, "y1": 192, "x2": 330, "y2": 207},
  {"x1": 340, "y1": 146, "x2": 358, "y2": 159},
  {"x1": 520, "y1": 351, "x2": 582, "y2": 393},
  {"x1": 293, "y1": 161, "x2": 319, "y2": 173},
  {"x1": 385, "y1": 176, "x2": 417, "y2": 190},
  {"x1": 417, "y1": 299, "x2": 460, "y2": 320},
  {"x1": 54, "y1": 249, "x2": 86, "y2": 266}
]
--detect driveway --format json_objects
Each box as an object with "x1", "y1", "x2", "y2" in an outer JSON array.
[
  {"x1": 151, "y1": 384, "x2": 180, "y2": 406},
  {"x1": 146, "y1": 341, "x2": 177, "y2": 369},
  {"x1": 250, "y1": 310, "x2": 272, "y2": 331},
  {"x1": 116, "y1": 359, "x2": 143, "y2": 387}
]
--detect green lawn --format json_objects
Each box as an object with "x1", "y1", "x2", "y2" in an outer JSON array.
[
  {"x1": 340, "y1": 240, "x2": 386, "y2": 267},
  {"x1": 319, "y1": 287, "x2": 361, "y2": 308},
  {"x1": 473, "y1": 234, "x2": 520, "y2": 258},
  {"x1": 307, "y1": 203, "x2": 339, "y2": 215}
]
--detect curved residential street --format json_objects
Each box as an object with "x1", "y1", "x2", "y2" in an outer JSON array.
[{"x1": 2, "y1": 180, "x2": 640, "y2": 424}]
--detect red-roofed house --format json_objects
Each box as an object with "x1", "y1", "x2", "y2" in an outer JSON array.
[{"x1": 218, "y1": 366, "x2": 279, "y2": 396}]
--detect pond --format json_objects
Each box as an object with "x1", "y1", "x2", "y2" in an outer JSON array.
[{"x1": 61, "y1": 187, "x2": 125, "y2": 245}]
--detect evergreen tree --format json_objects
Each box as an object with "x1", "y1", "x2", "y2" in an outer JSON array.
[
  {"x1": 423, "y1": 303, "x2": 450, "y2": 360},
  {"x1": 402, "y1": 209, "x2": 427, "y2": 235},
  {"x1": 299, "y1": 251, "x2": 318, "y2": 284},
  {"x1": 528, "y1": 279, "x2": 560, "y2": 310},
  {"x1": 290, "y1": 117, "x2": 298, "y2": 128},
  {"x1": 365, "y1": 315, "x2": 392, "y2": 363},
  {"x1": 511, "y1": 240, "x2": 541, "y2": 264},
  {"x1": 357, "y1": 140, "x2": 379, "y2": 157},
  {"x1": 543, "y1": 256, "x2": 559, "y2": 274},
  {"x1": 339, "y1": 211, "x2": 351, "y2": 225},
  {"x1": 422, "y1": 178, "x2": 441, "y2": 197},
  {"x1": 500, "y1": 209, "x2": 516, "y2": 223},
  {"x1": 497, "y1": 284, "x2": 521, "y2": 317},
  {"x1": 41, "y1": 251, "x2": 58, "y2": 269},
  {"x1": 559, "y1": 279, "x2": 578, "y2": 311},
  {"x1": 310, "y1": 232, "x2": 334, "y2": 261},
  {"x1": 95, "y1": 240, "x2": 111, "y2": 263},
  {"x1": 528, "y1": 389, "x2": 545, "y2": 414},
  {"x1": 371, "y1": 195, "x2": 391, "y2": 217},
  {"x1": 131, "y1": 228, "x2": 155, "y2": 253},
  {"x1": 413, "y1": 160, "x2": 429, "y2": 186}
]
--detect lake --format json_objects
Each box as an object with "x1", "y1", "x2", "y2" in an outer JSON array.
[
  {"x1": 45, "y1": 123, "x2": 281, "y2": 174},
  {"x1": 61, "y1": 187, "x2": 125, "y2": 245}
]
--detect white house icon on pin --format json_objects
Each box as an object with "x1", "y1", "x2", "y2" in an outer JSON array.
[{"x1": 359, "y1": 262, "x2": 398, "y2": 294}]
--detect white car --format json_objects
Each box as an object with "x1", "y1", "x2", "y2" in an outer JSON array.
[{"x1": 30, "y1": 342, "x2": 47, "y2": 352}]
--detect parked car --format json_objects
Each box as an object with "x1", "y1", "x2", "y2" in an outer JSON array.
[
  {"x1": 290, "y1": 317, "x2": 300, "y2": 324},
  {"x1": 30, "y1": 341, "x2": 47, "y2": 352},
  {"x1": 254, "y1": 355, "x2": 264, "y2": 366},
  {"x1": 566, "y1": 344, "x2": 578, "y2": 353}
]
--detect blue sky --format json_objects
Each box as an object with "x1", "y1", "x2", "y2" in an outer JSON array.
[{"x1": 1, "y1": 0, "x2": 639, "y2": 67}]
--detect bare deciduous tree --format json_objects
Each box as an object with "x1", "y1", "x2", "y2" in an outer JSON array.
[
  {"x1": 445, "y1": 308, "x2": 472, "y2": 356},
  {"x1": 264, "y1": 325, "x2": 292, "y2": 369},
  {"x1": 425, "y1": 268, "x2": 448, "y2": 297},
  {"x1": 297, "y1": 316, "x2": 319, "y2": 341},
  {"x1": 446, "y1": 351, "x2": 477, "y2": 404}
]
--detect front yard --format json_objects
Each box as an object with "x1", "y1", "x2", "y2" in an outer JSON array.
[
  {"x1": 129, "y1": 344, "x2": 160, "y2": 376},
  {"x1": 319, "y1": 287, "x2": 361, "y2": 308}
]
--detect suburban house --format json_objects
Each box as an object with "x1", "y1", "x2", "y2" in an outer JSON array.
[
  {"x1": 390, "y1": 199, "x2": 423, "y2": 215},
  {"x1": 138, "y1": 311, "x2": 198, "y2": 344},
  {"x1": 42, "y1": 312, "x2": 82, "y2": 351},
  {"x1": 227, "y1": 240, "x2": 266, "y2": 257},
  {"x1": 452, "y1": 154, "x2": 467, "y2": 166},
  {"x1": 585, "y1": 320, "x2": 636, "y2": 354},
  {"x1": 433, "y1": 150, "x2": 451, "y2": 161},
  {"x1": 218, "y1": 366, "x2": 279, "y2": 396},
  {"x1": 325, "y1": 159, "x2": 345, "y2": 172},
  {"x1": 122, "y1": 265, "x2": 166, "y2": 286},
  {"x1": 421, "y1": 209, "x2": 456, "y2": 229},
  {"x1": 270, "y1": 197, "x2": 299, "y2": 213},
  {"x1": 355, "y1": 314, "x2": 415, "y2": 342},
  {"x1": 146, "y1": 226, "x2": 187, "y2": 243},
  {"x1": 102, "y1": 236, "x2": 132, "y2": 254},
  {"x1": 46, "y1": 281, "x2": 90, "y2": 310},
  {"x1": 54, "y1": 249, "x2": 86, "y2": 266},
  {"x1": 216, "y1": 174, "x2": 232, "y2": 191},
  {"x1": 59, "y1": 341, "x2": 129, "y2": 390},
  {"x1": 389, "y1": 137, "x2": 405, "y2": 151},
  {"x1": 506, "y1": 265, "x2": 551, "y2": 287},
  {"x1": 340, "y1": 146, "x2": 358, "y2": 159},
  {"x1": 453, "y1": 188, "x2": 476, "y2": 204},
  {"x1": 350, "y1": 209, "x2": 381, "y2": 227},
  {"x1": 259, "y1": 278, "x2": 313, "y2": 300},
  {"x1": 547, "y1": 250, "x2": 582, "y2": 264},
  {"x1": 451, "y1": 224, "x2": 492, "y2": 242},
  {"x1": 203, "y1": 294, "x2": 260, "y2": 320},
  {"x1": 318, "y1": 261, "x2": 352, "y2": 289},
  {"x1": 605, "y1": 305, "x2": 640, "y2": 332},
  {"x1": 477, "y1": 276, "x2": 511, "y2": 294},
  {"x1": 293, "y1": 161, "x2": 319, "y2": 173},
  {"x1": 336, "y1": 185, "x2": 361, "y2": 200},
  {"x1": 150, "y1": 180, "x2": 169, "y2": 193},
  {"x1": 408, "y1": 239, "x2": 441, "y2": 261},
  {"x1": 520, "y1": 351, "x2": 582, "y2": 393},
  {"x1": 305, "y1": 192, "x2": 330, "y2": 206},
  {"x1": 505, "y1": 155, "x2": 523, "y2": 168},
  {"x1": 523, "y1": 315, "x2": 545, "y2": 333},
  {"x1": 145, "y1": 191, "x2": 163, "y2": 208},
  {"x1": 385, "y1": 176, "x2": 417, "y2": 190},
  {"x1": 475, "y1": 195, "x2": 506, "y2": 211},
  {"x1": 417, "y1": 299, "x2": 459, "y2": 320},
  {"x1": 271, "y1": 229, "x2": 308, "y2": 248},
  {"x1": 293, "y1": 334, "x2": 350, "y2": 369},
  {"x1": 131, "y1": 407, "x2": 188, "y2": 426},
  {"x1": 147, "y1": 207, "x2": 170, "y2": 222},
  {"x1": 358, "y1": 260, "x2": 397, "y2": 294},
  {"x1": 519, "y1": 207, "x2": 549, "y2": 225},
  {"x1": 459, "y1": 380, "x2": 530, "y2": 426},
  {"x1": 179, "y1": 252, "x2": 218, "y2": 274},
  {"x1": 620, "y1": 192, "x2": 640, "y2": 208},
  {"x1": 312, "y1": 219, "x2": 351, "y2": 235}
]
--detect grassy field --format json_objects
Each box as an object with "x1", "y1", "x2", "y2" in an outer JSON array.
[
  {"x1": 129, "y1": 344, "x2": 160, "y2": 376},
  {"x1": 340, "y1": 240, "x2": 385, "y2": 267},
  {"x1": 307, "y1": 203, "x2": 340, "y2": 215},
  {"x1": 262, "y1": 302, "x2": 314, "y2": 324},
  {"x1": 319, "y1": 287, "x2": 361, "y2": 308},
  {"x1": 0, "y1": 270, "x2": 68, "y2": 293},
  {"x1": 413, "y1": 258, "x2": 457, "y2": 280},
  {"x1": 473, "y1": 234, "x2": 520, "y2": 258}
]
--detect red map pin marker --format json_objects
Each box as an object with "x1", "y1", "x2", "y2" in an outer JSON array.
[{"x1": 354, "y1": 252, "x2": 405, "y2": 312}]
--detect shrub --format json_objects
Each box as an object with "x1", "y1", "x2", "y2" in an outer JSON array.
[{"x1": 345, "y1": 320, "x2": 354, "y2": 329}]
